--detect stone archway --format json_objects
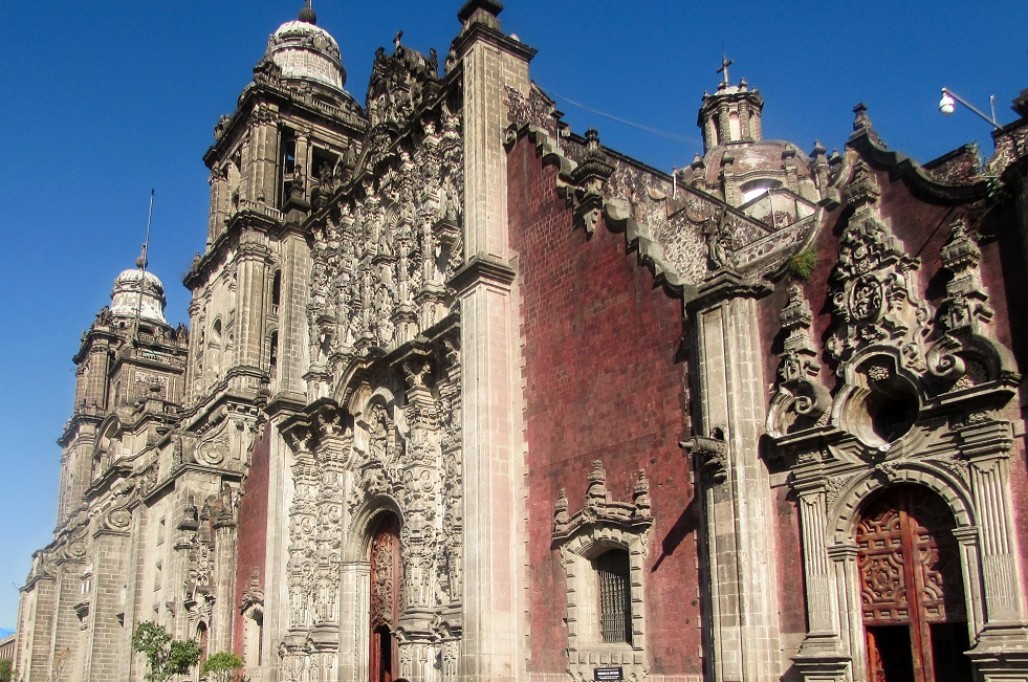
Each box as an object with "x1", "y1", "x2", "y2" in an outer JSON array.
[{"x1": 856, "y1": 485, "x2": 971, "y2": 682}]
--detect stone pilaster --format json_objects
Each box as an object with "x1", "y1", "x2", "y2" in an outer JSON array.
[
  {"x1": 275, "y1": 227, "x2": 312, "y2": 398},
  {"x1": 791, "y1": 483, "x2": 849, "y2": 682},
  {"x1": 450, "y1": 4, "x2": 534, "y2": 681},
  {"x1": 86, "y1": 525, "x2": 132, "y2": 681},
  {"x1": 234, "y1": 240, "x2": 271, "y2": 375},
  {"x1": 965, "y1": 441, "x2": 1028, "y2": 681},
  {"x1": 452, "y1": 255, "x2": 520, "y2": 682},
  {"x1": 688, "y1": 271, "x2": 782, "y2": 682}
]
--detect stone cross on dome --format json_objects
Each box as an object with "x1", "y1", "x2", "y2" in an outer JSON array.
[{"x1": 717, "y1": 54, "x2": 733, "y2": 87}]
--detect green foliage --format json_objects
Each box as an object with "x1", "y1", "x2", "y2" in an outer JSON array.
[
  {"x1": 132, "y1": 621, "x2": 202, "y2": 682},
  {"x1": 202, "y1": 651, "x2": 245, "y2": 682},
  {"x1": 0, "y1": 659, "x2": 13, "y2": 682},
  {"x1": 787, "y1": 249, "x2": 818, "y2": 281}
]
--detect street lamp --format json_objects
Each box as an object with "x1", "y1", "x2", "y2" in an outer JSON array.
[{"x1": 938, "y1": 87, "x2": 1001, "y2": 130}]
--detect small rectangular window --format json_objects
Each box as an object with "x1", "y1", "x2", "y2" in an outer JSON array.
[{"x1": 595, "y1": 550, "x2": 632, "y2": 644}]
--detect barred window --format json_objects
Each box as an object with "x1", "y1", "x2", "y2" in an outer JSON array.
[{"x1": 594, "y1": 550, "x2": 632, "y2": 644}]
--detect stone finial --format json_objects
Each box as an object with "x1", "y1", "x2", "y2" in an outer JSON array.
[
  {"x1": 633, "y1": 470, "x2": 652, "y2": 520},
  {"x1": 553, "y1": 488, "x2": 569, "y2": 534},
  {"x1": 585, "y1": 460, "x2": 608, "y2": 505},
  {"x1": 939, "y1": 217, "x2": 993, "y2": 333},
  {"x1": 852, "y1": 103, "x2": 872, "y2": 132}
]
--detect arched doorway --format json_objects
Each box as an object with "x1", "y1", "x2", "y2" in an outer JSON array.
[
  {"x1": 856, "y1": 485, "x2": 971, "y2": 682},
  {"x1": 369, "y1": 513, "x2": 402, "y2": 682}
]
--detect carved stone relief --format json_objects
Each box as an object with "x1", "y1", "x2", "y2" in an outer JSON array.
[
  {"x1": 280, "y1": 338, "x2": 463, "y2": 681},
  {"x1": 306, "y1": 101, "x2": 463, "y2": 393}
]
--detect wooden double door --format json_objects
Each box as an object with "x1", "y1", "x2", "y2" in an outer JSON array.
[{"x1": 856, "y1": 485, "x2": 972, "y2": 682}]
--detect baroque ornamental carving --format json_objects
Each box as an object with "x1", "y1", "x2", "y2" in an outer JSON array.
[
  {"x1": 280, "y1": 339, "x2": 463, "y2": 679},
  {"x1": 306, "y1": 102, "x2": 463, "y2": 392},
  {"x1": 552, "y1": 460, "x2": 653, "y2": 545},
  {"x1": 826, "y1": 161, "x2": 933, "y2": 377},
  {"x1": 767, "y1": 285, "x2": 830, "y2": 437}
]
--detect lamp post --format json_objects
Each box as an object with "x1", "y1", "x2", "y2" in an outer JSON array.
[{"x1": 938, "y1": 87, "x2": 1001, "y2": 130}]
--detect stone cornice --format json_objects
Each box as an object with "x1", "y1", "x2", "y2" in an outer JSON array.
[
  {"x1": 140, "y1": 463, "x2": 244, "y2": 505},
  {"x1": 848, "y1": 129, "x2": 991, "y2": 204},
  {"x1": 451, "y1": 20, "x2": 536, "y2": 63},
  {"x1": 685, "y1": 268, "x2": 772, "y2": 313},
  {"x1": 184, "y1": 211, "x2": 277, "y2": 290},
  {"x1": 449, "y1": 254, "x2": 516, "y2": 294},
  {"x1": 204, "y1": 83, "x2": 367, "y2": 169}
]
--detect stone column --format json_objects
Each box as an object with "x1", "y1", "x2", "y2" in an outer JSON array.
[
  {"x1": 233, "y1": 241, "x2": 270, "y2": 382},
  {"x1": 688, "y1": 272, "x2": 783, "y2": 682},
  {"x1": 791, "y1": 482, "x2": 849, "y2": 682},
  {"x1": 249, "y1": 110, "x2": 280, "y2": 205},
  {"x1": 965, "y1": 434, "x2": 1028, "y2": 680},
  {"x1": 208, "y1": 167, "x2": 227, "y2": 245},
  {"x1": 338, "y1": 561, "x2": 371, "y2": 682},
  {"x1": 213, "y1": 514, "x2": 238, "y2": 653}
]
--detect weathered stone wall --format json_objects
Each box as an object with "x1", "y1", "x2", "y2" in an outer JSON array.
[{"x1": 507, "y1": 136, "x2": 703, "y2": 677}]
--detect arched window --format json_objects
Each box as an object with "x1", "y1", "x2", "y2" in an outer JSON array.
[{"x1": 271, "y1": 270, "x2": 281, "y2": 313}]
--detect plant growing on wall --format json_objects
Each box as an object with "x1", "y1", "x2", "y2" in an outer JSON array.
[
  {"x1": 787, "y1": 249, "x2": 818, "y2": 281},
  {"x1": 131, "y1": 621, "x2": 201, "y2": 682},
  {"x1": 0, "y1": 659, "x2": 14, "y2": 682},
  {"x1": 202, "y1": 652, "x2": 244, "y2": 682}
]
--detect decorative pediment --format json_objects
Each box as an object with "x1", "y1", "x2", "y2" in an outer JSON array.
[{"x1": 366, "y1": 41, "x2": 440, "y2": 133}]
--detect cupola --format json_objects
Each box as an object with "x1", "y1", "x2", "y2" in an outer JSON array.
[
  {"x1": 109, "y1": 268, "x2": 169, "y2": 328},
  {"x1": 265, "y1": 1, "x2": 347, "y2": 92},
  {"x1": 698, "y1": 58, "x2": 764, "y2": 152}
]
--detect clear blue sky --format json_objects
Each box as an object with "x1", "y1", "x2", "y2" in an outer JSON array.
[{"x1": 0, "y1": 0, "x2": 1024, "y2": 630}]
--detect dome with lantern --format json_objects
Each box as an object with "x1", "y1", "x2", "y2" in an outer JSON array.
[
  {"x1": 108, "y1": 267, "x2": 169, "y2": 328},
  {"x1": 264, "y1": 2, "x2": 347, "y2": 93}
]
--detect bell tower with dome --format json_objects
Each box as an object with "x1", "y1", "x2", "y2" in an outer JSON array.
[
  {"x1": 185, "y1": 2, "x2": 367, "y2": 411},
  {"x1": 17, "y1": 262, "x2": 189, "y2": 682}
]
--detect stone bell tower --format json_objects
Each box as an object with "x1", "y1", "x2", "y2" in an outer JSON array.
[{"x1": 184, "y1": 1, "x2": 367, "y2": 407}]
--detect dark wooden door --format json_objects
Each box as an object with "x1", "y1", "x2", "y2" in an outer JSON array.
[
  {"x1": 369, "y1": 515, "x2": 402, "y2": 682},
  {"x1": 856, "y1": 486, "x2": 970, "y2": 682}
]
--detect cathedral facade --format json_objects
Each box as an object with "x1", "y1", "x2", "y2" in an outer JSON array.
[{"x1": 15, "y1": 2, "x2": 1028, "y2": 682}]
